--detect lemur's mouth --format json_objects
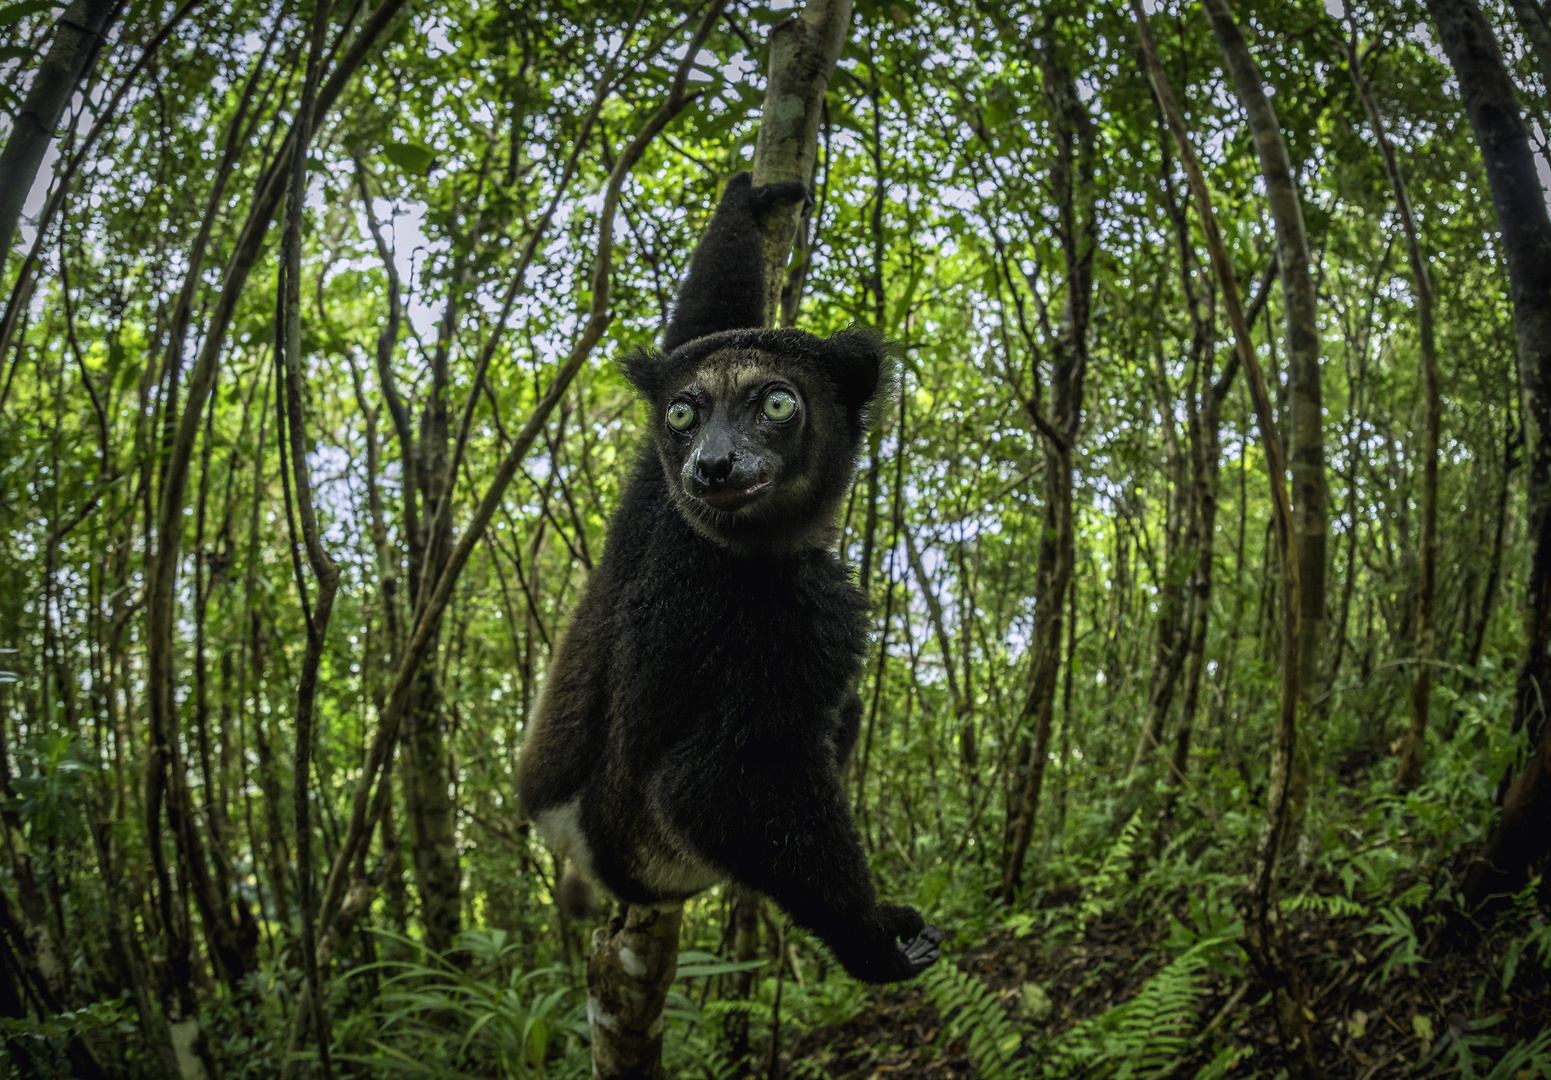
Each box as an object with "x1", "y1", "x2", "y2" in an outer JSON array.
[{"x1": 699, "y1": 478, "x2": 772, "y2": 511}]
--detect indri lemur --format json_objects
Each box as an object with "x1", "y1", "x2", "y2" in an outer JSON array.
[{"x1": 518, "y1": 173, "x2": 943, "y2": 983}]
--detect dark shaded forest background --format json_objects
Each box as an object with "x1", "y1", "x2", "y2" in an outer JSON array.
[{"x1": 3, "y1": 0, "x2": 1551, "y2": 1076}]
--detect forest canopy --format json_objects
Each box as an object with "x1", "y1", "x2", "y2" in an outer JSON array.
[{"x1": 3, "y1": 0, "x2": 1551, "y2": 1077}]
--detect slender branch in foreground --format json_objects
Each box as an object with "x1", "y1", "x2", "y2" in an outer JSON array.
[{"x1": 1130, "y1": 3, "x2": 1317, "y2": 1077}]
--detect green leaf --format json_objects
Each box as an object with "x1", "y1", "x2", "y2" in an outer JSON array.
[
  {"x1": 1502, "y1": 938, "x2": 1524, "y2": 991},
  {"x1": 674, "y1": 950, "x2": 767, "y2": 980},
  {"x1": 383, "y1": 140, "x2": 435, "y2": 175},
  {"x1": 0, "y1": 0, "x2": 55, "y2": 28}
]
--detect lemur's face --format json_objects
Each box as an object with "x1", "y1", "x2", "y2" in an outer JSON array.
[
  {"x1": 650, "y1": 347, "x2": 852, "y2": 553},
  {"x1": 664, "y1": 363, "x2": 802, "y2": 510},
  {"x1": 623, "y1": 329, "x2": 886, "y2": 555}
]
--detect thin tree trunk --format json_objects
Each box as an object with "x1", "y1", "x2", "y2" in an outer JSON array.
[
  {"x1": 1202, "y1": 0, "x2": 1327, "y2": 835},
  {"x1": 750, "y1": 0, "x2": 852, "y2": 326},
  {"x1": 1344, "y1": 18, "x2": 1441, "y2": 790},
  {"x1": 0, "y1": 0, "x2": 118, "y2": 270},
  {"x1": 276, "y1": 0, "x2": 339, "y2": 1067},
  {"x1": 1156, "y1": 141, "x2": 1230, "y2": 838},
  {"x1": 722, "y1": 885, "x2": 764, "y2": 1067},
  {"x1": 1468, "y1": 414, "x2": 1519, "y2": 668},
  {"x1": 903, "y1": 524, "x2": 973, "y2": 768},
  {"x1": 1000, "y1": 21, "x2": 1096, "y2": 898},
  {"x1": 1129, "y1": 348, "x2": 1191, "y2": 779},
  {"x1": 401, "y1": 273, "x2": 461, "y2": 956},
  {"x1": 1423, "y1": 0, "x2": 1551, "y2": 911},
  {"x1": 587, "y1": 905, "x2": 684, "y2": 1080},
  {"x1": 1133, "y1": 5, "x2": 1319, "y2": 1075},
  {"x1": 402, "y1": 663, "x2": 461, "y2": 954}
]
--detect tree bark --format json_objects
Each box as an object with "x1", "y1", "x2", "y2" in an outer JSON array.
[
  {"x1": 402, "y1": 664, "x2": 461, "y2": 954},
  {"x1": 277, "y1": 1, "x2": 340, "y2": 1068},
  {"x1": 400, "y1": 274, "x2": 461, "y2": 956},
  {"x1": 1422, "y1": 0, "x2": 1551, "y2": 910},
  {"x1": 750, "y1": 0, "x2": 852, "y2": 327},
  {"x1": 0, "y1": 0, "x2": 118, "y2": 271},
  {"x1": 1133, "y1": 4, "x2": 1320, "y2": 1075},
  {"x1": 586, "y1": 905, "x2": 684, "y2": 1080},
  {"x1": 721, "y1": 885, "x2": 764, "y2": 1067},
  {"x1": 1467, "y1": 414, "x2": 1519, "y2": 668}
]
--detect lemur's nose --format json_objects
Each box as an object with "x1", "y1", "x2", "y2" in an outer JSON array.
[
  {"x1": 694, "y1": 428, "x2": 736, "y2": 488},
  {"x1": 695, "y1": 449, "x2": 734, "y2": 486}
]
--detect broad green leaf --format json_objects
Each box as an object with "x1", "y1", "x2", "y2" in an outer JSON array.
[{"x1": 383, "y1": 140, "x2": 435, "y2": 175}]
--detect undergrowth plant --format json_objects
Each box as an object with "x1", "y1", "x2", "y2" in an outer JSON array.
[
  {"x1": 338, "y1": 929, "x2": 591, "y2": 1079},
  {"x1": 920, "y1": 938, "x2": 1233, "y2": 1080}
]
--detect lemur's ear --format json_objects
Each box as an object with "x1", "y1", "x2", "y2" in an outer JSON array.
[
  {"x1": 619, "y1": 348, "x2": 667, "y2": 402},
  {"x1": 822, "y1": 328, "x2": 892, "y2": 420}
]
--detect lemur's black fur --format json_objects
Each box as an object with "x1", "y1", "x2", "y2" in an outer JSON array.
[{"x1": 518, "y1": 173, "x2": 943, "y2": 984}]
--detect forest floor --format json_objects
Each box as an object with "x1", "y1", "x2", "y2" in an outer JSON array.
[{"x1": 782, "y1": 862, "x2": 1551, "y2": 1079}]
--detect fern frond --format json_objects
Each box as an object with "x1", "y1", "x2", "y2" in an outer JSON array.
[
  {"x1": 921, "y1": 962, "x2": 1027, "y2": 1080},
  {"x1": 1079, "y1": 811, "x2": 1144, "y2": 932},
  {"x1": 1039, "y1": 938, "x2": 1222, "y2": 1079},
  {"x1": 1280, "y1": 893, "x2": 1368, "y2": 919}
]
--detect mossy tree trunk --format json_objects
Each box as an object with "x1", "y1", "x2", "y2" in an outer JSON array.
[{"x1": 0, "y1": 0, "x2": 118, "y2": 271}]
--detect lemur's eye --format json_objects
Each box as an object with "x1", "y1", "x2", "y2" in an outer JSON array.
[
  {"x1": 762, "y1": 389, "x2": 798, "y2": 422},
  {"x1": 666, "y1": 402, "x2": 696, "y2": 432}
]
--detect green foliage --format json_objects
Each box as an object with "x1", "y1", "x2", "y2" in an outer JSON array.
[
  {"x1": 1, "y1": 0, "x2": 1547, "y2": 1075},
  {"x1": 5, "y1": 733, "x2": 93, "y2": 843},
  {"x1": 0, "y1": 0, "x2": 55, "y2": 30},
  {"x1": 0, "y1": 1000, "x2": 134, "y2": 1077},
  {"x1": 921, "y1": 938, "x2": 1230, "y2": 1080},
  {"x1": 1361, "y1": 904, "x2": 1429, "y2": 987},
  {"x1": 1280, "y1": 893, "x2": 1369, "y2": 919},
  {"x1": 1077, "y1": 811, "x2": 1144, "y2": 935},
  {"x1": 383, "y1": 141, "x2": 437, "y2": 176},
  {"x1": 920, "y1": 962, "x2": 1025, "y2": 1076},
  {"x1": 1415, "y1": 1017, "x2": 1551, "y2": 1080},
  {"x1": 1036, "y1": 939, "x2": 1224, "y2": 1080},
  {"x1": 1500, "y1": 879, "x2": 1551, "y2": 993},
  {"x1": 339, "y1": 930, "x2": 591, "y2": 1079},
  {"x1": 1008, "y1": 811, "x2": 1146, "y2": 943}
]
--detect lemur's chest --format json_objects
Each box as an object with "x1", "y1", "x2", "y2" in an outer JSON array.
[{"x1": 606, "y1": 529, "x2": 865, "y2": 736}]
